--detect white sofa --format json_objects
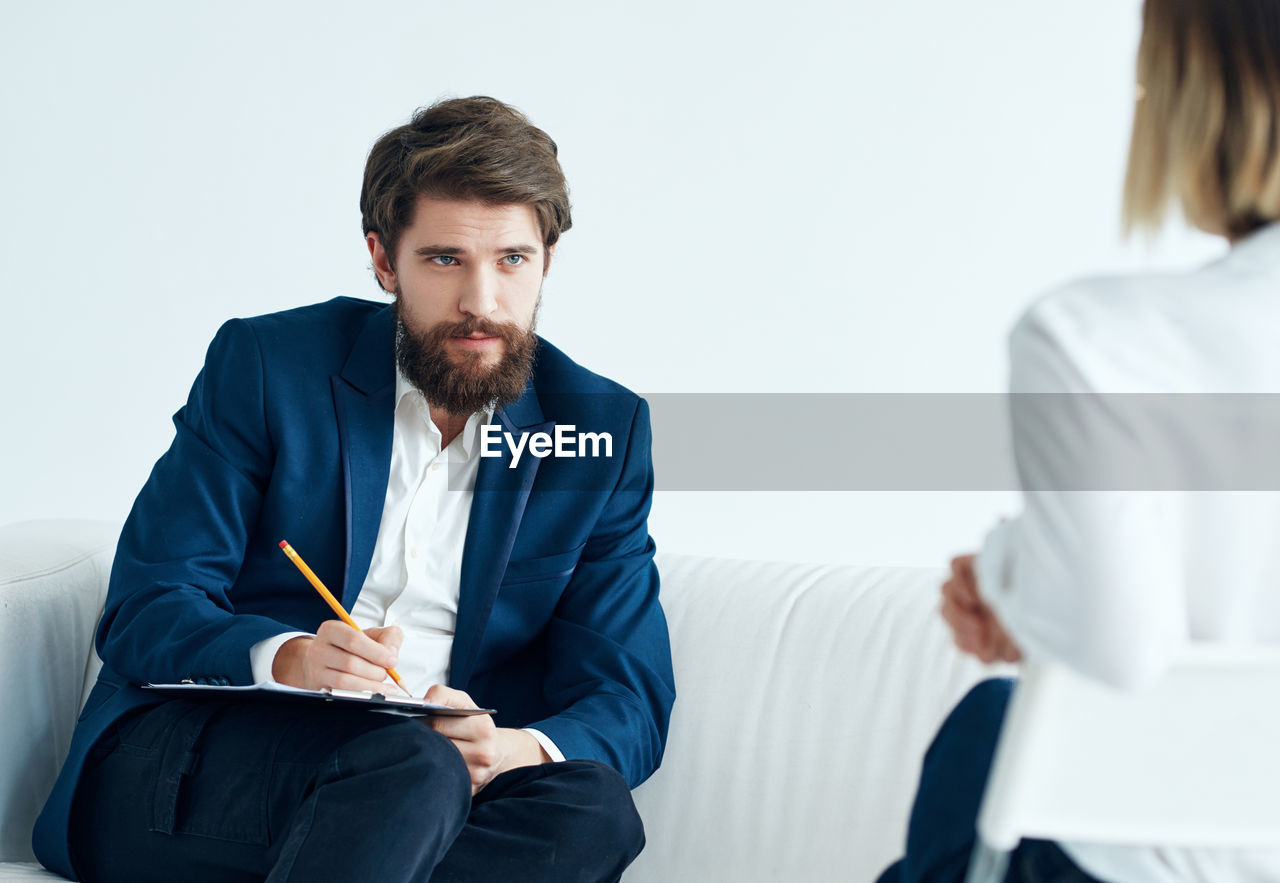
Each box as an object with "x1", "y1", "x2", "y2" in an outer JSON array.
[{"x1": 0, "y1": 519, "x2": 997, "y2": 882}]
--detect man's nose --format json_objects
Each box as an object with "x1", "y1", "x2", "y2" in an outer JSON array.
[{"x1": 458, "y1": 266, "x2": 500, "y2": 318}]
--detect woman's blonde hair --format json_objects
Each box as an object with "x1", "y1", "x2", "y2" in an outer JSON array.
[{"x1": 1124, "y1": 0, "x2": 1280, "y2": 237}]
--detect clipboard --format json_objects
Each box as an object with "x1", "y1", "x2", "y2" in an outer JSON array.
[{"x1": 143, "y1": 682, "x2": 496, "y2": 717}]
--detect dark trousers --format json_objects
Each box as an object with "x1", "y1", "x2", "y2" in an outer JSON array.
[
  {"x1": 876, "y1": 679, "x2": 1104, "y2": 883},
  {"x1": 68, "y1": 699, "x2": 644, "y2": 882}
]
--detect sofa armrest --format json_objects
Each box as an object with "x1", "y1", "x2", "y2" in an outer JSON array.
[{"x1": 0, "y1": 520, "x2": 117, "y2": 863}]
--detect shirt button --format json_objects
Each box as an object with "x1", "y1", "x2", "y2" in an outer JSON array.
[
  {"x1": 431, "y1": 463, "x2": 440, "y2": 471},
  {"x1": 410, "y1": 548, "x2": 418, "y2": 559}
]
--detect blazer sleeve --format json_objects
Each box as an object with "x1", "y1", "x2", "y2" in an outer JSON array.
[
  {"x1": 97, "y1": 319, "x2": 298, "y2": 686},
  {"x1": 522, "y1": 398, "x2": 677, "y2": 787}
]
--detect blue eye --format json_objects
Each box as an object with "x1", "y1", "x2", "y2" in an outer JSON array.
[
  {"x1": 430, "y1": 255, "x2": 457, "y2": 266},
  {"x1": 502, "y1": 254, "x2": 526, "y2": 266}
]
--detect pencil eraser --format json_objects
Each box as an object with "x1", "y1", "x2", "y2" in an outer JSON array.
[{"x1": 278, "y1": 540, "x2": 288, "y2": 549}]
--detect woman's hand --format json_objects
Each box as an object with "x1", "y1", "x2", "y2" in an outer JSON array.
[{"x1": 940, "y1": 554, "x2": 1022, "y2": 664}]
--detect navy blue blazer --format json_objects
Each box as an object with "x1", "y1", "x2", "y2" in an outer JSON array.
[{"x1": 33, "y1": 297, "x2": 676, "y2": 879}]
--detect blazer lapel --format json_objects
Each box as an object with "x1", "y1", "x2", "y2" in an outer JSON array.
[
  {"x1": 331, "y1": 306, "x2": 397, "y2": 607},
  {"x1": 450, "y1": 378, "x2": 553, "y2": 688}
]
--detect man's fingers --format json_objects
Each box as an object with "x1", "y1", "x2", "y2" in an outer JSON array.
[
  {"x1": 427, "y1": 714, "x2": 504, "y2": 795},
  {"x1": 328, "y1": 622, "x2": 400, "y2": 667},
  {"x1": 429, "y1": 717, "x2": 468, "y2": 740},
  {"x1": 450, "y1": 737, "x2": 501, "y2": 774},
  {"x1": 365, "y1": 624, "x2": 404, "y2": 653},
  {"x1": 310, "y1": 643, "x2": 392, "y2": 684},
  {"x1": 319, "y1": 668, "x2": 393, "y2": 693},
  {"x1": 308, "y1": 623, "x2": 397, "y2": 686},
  {"x1": 429, "y1": 713, "x2": 489, "y2": 743},
  {"x1": 316, "y1": 620, "x2": 398, "y2": 668},
  {"x1": 425, "y1": 685, "x2": 493, "y2": 747},
  {"x1": 424, "y1": 683, "x2": 477, "y2": 709}
]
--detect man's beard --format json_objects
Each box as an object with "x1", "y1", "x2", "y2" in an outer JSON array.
[{"x1": 394, "y1": 295, "x2": 539, "y2": 417}]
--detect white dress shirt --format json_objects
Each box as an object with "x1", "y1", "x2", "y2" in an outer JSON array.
[
  {"x1": 976, "y1": 224, "x2": 1280, "y2": 882},
  {"x1": 250, "y1": 368, "x2": 562, "y2": 762}
]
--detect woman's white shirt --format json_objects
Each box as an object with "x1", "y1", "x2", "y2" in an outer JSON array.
[{"x1": 975, "y1": 223, "x2": 1280, "y2": 882}]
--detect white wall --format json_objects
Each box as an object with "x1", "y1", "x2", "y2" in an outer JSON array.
[{"x1": 1, "y1": 0, "x2": 1223, "y2": 566}]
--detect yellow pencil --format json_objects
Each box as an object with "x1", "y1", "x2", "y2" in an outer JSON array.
[{"x1": 278, "y1": 540, "x2": 414, "y2": 698}]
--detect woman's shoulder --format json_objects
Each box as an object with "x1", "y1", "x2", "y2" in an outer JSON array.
[
  {"x1": 1006, "y1": 276, "x2": 1158, "y2": 393},
  {"x1": 1015, "y1": 271, "x2": 1197, "y2": 340},
  {"x1": 1011, "y1": 266, "x2": 1280, "y2": 393}
]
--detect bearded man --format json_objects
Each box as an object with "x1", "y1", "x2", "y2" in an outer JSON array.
[{"x1": 33, "y1": 96, "x2": 675, "y2": 883}]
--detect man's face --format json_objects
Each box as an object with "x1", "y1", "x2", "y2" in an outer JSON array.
[{"x1": 367, "y1": 196, "x2": 550, "y2": 416}]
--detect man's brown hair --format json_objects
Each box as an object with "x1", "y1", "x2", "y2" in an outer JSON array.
[{"x1": 360, "y1": 96, "x2": 572, "y2": 281}]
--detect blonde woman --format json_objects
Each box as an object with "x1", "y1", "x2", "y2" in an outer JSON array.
[{"x1": 878, "y1": 1, "x2": 1280, "y2": 880}]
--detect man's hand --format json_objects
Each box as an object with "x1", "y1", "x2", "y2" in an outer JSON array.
[
  {"x1": 272, "y1": 622, "x2": 403, "y2": 692},
  {"x1": 940, "y1": 554, "x2": 1022, "y2": 664},
  {"x1": 425, "y1": 684, "x2": 551, "y2": 794}
]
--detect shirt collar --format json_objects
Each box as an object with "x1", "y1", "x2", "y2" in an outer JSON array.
[
  {"x1": 394, "y1": 367, "x2": 493, "y2": 458},
  {"x1": 1210, "y1": 221, "x2": 1280, "y2": 275}
]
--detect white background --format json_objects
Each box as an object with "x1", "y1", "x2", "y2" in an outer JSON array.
[{"x1": 1, "y1": 1, "x2": 1222, "y2": 566}]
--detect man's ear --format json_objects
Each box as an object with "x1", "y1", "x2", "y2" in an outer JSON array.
[
  {"x1": 367, "y1": 232, "x2": 397, "y2": 293},
  {"x1": 543, "y1": 243, "x2": 556, "y2": 277}
]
